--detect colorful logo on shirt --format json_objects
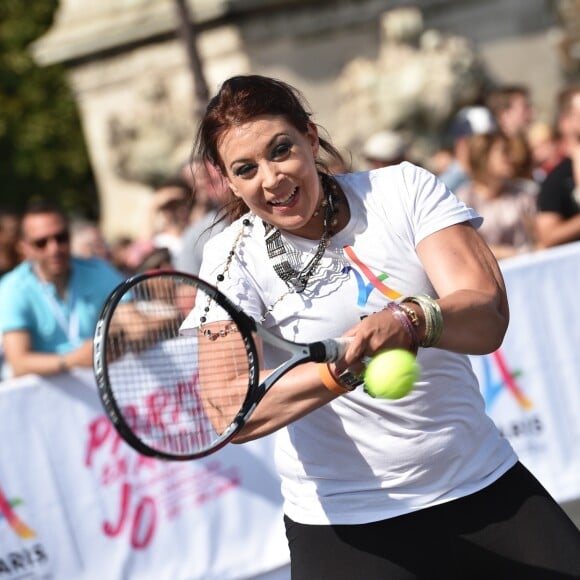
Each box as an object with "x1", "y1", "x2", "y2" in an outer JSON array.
[
  {"x1": 343, "y1": 246, "x2": 401, "y2": 306},
  {"x1": 480, "y1": 350, "x2": 533, "y2": 410},
  {"x1": 0, "y1": 485, "x2": 36, "y2": 539}
]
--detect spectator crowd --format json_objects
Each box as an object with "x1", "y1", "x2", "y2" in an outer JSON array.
[{"x1": 1, "y1": 81, "x2": 580, "y2": 381}]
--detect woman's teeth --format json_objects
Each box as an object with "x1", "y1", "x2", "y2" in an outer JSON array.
[{"x1": 271, "y1": 187, "x2": 298, "y2": 206}]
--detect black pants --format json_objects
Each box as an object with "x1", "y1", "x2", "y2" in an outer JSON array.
[{"x1": 284, "y1": 462, "x2": 580, "y2": 579}]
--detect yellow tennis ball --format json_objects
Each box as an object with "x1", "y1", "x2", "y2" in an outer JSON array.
[{"x1": 364, "y1": 349, "x2": 420, "y2": 399}]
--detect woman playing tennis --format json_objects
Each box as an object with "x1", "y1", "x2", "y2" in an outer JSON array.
[{"x1": 181, "y1": 75, "x2": 580, "y2": 578}]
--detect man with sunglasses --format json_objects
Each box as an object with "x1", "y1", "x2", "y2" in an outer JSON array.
[{"x1": 0, "y1": 201, "x2": 124, "y2": 378}]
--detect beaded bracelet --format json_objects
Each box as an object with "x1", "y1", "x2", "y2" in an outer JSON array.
[
  {"x1": 318, "y1": 363, "x2": 354, "y2": 395},
  {"x1": 386, "y1": 302, "x2": 419, "y2": 354},
  {"x1": 401, "y1": 295, "x2": 443, "y2": 348}
]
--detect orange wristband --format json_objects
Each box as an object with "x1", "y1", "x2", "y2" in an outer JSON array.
[{"x1": 318, "y1": 363, "x2": 350, "y2": 396}]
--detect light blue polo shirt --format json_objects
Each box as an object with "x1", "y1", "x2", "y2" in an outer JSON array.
[{"x1": 0, "y1": 257, "x2": 124, "y2": 354}]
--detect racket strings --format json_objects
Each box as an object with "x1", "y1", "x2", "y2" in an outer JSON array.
[{"x1": 105, "y1": 276, "x2": 252, "y2": 457}]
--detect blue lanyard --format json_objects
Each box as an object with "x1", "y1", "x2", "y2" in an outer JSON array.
[{"x1": 39, "y1": 281, "x2": 80, "y2": 345}]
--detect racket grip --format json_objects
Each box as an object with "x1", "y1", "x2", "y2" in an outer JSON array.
[{"x1": 320, "y1": 337, "x2": 353, "y2": 362}]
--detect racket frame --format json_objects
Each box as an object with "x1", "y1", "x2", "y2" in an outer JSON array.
[{"x1": 94, "y1": 270, "x2": 345, "y2": 460}]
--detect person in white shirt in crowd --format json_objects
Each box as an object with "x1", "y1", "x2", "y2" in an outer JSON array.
[{"x1": 145, "y1": 176, "x2": 194, "y2": 266}]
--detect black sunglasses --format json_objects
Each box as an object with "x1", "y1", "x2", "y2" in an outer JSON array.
[{"x1": 28, "y1": 230, "x2": 70, "y2": 249}]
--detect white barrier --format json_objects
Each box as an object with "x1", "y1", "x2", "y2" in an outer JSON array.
[
  {"x1": 1, "y1": 242, "x2": 580, "y2": 578},
  {"x1": 469, "y1": 241, "x2": 580, "y2": 504},
  {"x1": 0, "y1": 370, "x2": 290, "y2": 580}
]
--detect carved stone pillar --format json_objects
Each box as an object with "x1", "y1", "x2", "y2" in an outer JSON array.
[{"x1": 32, "y1": 0, "x2": 248, "y2": 240}]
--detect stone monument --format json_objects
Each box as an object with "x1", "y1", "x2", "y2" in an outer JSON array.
[
  {"x1": 333, "y1": 7, "x2": 490, "y2": 161},
  {"x1": 32, "y1": 0, "x2": 248, "y2": 240}
]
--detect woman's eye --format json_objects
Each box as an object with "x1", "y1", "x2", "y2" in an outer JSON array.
[
  {"x1": 234, "y1": 164, "x2": 256, "y2": 177},
  {"x1": 273, "y1": 142, "x2": 292, "y2": 158}
]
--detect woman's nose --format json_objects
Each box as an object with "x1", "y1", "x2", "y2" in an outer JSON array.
[{"x1": 261, "y1": 162, "x2": 282, "y2": 190}]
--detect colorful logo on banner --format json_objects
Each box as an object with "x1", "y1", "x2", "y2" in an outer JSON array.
[
  {"x1": 343, "y1": 246, "x2": 401, "y2": 306},
  {"x1": 0, "y1": 485, "x2": 36, "y2": 539},
  {"x1": 480, "y1": 350, "x2": 533, "y2": 411},
  {"x1": 477, "y1": 350, "x2": 545, "y2": 446},
  {"x1": 0, "y1": 483, "x2": 51, "y2": 578}
]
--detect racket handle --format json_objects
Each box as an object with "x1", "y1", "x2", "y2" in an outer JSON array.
[
  {"x1": 319, "y1": 338, "x2": 372, "y2": 366},
  {"x1": 320, "y1": 337, "x2": 353, "y2": 362}
]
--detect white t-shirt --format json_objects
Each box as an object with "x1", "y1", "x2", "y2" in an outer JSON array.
[{"x1": 183, "y1": 162, "x2": 517, "y2": 525}]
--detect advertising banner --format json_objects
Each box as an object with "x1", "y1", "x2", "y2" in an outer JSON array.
[
  {"x1": 470, "y1": 242, "x2": 580, "y2": 503},
  {"x1": 0, "y1": 371, "x2": 290, "y2": 580}
]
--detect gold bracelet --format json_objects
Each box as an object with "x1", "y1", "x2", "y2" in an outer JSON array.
[
  {"x1": 402, "y1": 295, "x2": 443, "y2": 348},
  {"x1": 318, "y1": 363, "x2": 352, "y2": 395},
  {"x1": 399, "y1": 303, "x2": 420, "y2": 328}
]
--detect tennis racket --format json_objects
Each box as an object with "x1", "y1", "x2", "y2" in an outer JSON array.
[{"x1": 93, "y1": 270, "x2": 351, "y2": 461}]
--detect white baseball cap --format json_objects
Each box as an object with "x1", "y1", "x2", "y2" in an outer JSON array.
[
  {"x1": 362, "y1": 130, "x2": 407, "y2": 162},
  {"x1": 450, "y1": 106, "x2": 497, "y2": 139}
]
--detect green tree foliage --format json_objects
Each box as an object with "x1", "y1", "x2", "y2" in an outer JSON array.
[{"x1": 0, "y1": 0, "x2": 98, "y2": 217}]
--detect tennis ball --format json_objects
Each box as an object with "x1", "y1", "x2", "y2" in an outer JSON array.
[{"x1": 364, "y1": 349, "x2": 420, "y2": 400}]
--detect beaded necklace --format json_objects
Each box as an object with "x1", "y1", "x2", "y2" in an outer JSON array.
[{"x1": 200, "y1": 173, "x2": 340, "y2": 324}]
